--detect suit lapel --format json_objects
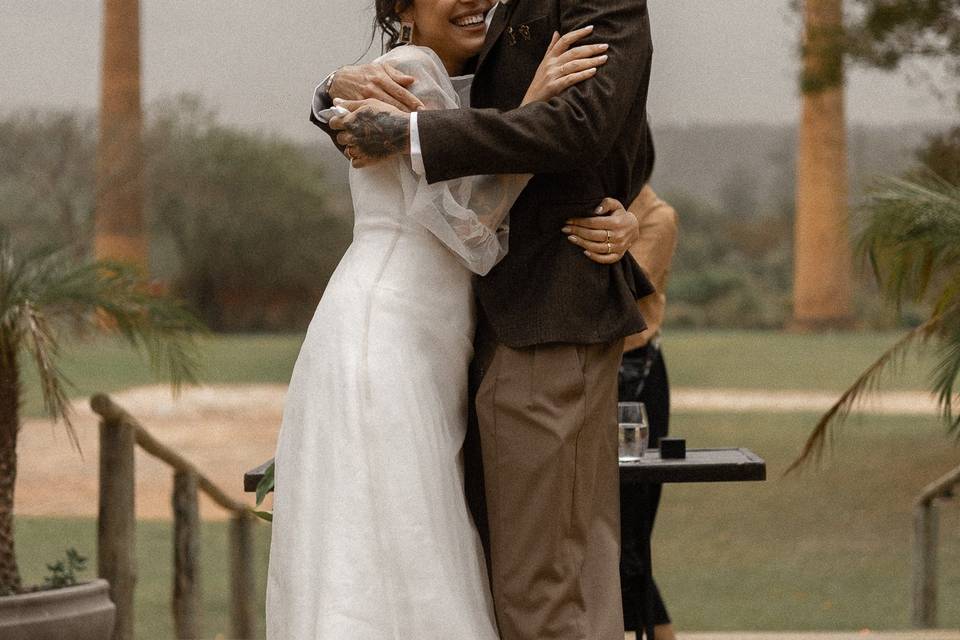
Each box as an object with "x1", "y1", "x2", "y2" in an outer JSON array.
[{"x1": 475, "y1": 0, "x2": 517, "y2": 76}]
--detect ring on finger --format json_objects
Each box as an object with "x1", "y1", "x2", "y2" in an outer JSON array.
[
  {"x1": 605, "y1": 229, "x2": 611, "y2": 242},
  {"x1": 606, "y1": 242, "x2": 612, "y2": 254}
]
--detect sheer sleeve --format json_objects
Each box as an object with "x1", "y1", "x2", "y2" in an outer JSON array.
[{"x1": 376, "y1": 45, "x2": 531, "y2": 276}]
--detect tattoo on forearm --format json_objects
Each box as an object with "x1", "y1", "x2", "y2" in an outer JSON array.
[{"x1": 347, "y1": 111, "x2": 409, "y2": 158}]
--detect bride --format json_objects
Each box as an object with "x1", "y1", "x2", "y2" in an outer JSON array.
[{"x1": 266, "y1": 1, "x2": 626, "y2": 637}]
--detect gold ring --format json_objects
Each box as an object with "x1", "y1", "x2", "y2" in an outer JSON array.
[
  {"x1": 606, "y1": 242, "x2": 612, "y2": 254},
  {"x1": 606, "y1": 230, "x2": 611, "y2": 242}
]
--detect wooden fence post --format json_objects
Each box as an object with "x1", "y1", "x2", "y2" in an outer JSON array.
[
  {"x1": 94, "y1": 394, "x2": 261, "y2": 639},
  {"x1": 173, "y1": 469, "x2": 200, "y2": 639},
  {"x1": 911, "y1": 499, "x2": 938, "y2": 628},
  {"x1": 229, "y1": 514, "x2": 256, "y2": 639},
  {"x1": 97, "y1": 413, "x2": 137, "y2": 640}
]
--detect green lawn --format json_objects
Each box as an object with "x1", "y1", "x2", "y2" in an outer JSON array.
[
  {"x1": 661, "y1": 329, "x2": 938, "y2": 392},
  {"x1": 15, "y1": 516, "x2": 271, "y2": 640},
  {"x1": 15, "y1": 330, "x2": 959, "y2": 634},
  {"x1": 15, "y1": 411, "x2": 959, "y2": 636},
  {"x1": 21, "y1": 329, "x2": 937, "y2": 417},
  {"x1": 653, "y1": 411, "x2": 960, "y2": 631},
  {"x1": 21, "y1": 333, "x2": 306, "y2": 416}
]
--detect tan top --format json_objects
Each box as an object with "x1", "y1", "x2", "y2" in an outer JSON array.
[{"x1": 623, "y1": 185, "x2": 679, "y2": 353}]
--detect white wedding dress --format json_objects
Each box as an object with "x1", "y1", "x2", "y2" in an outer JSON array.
[{"x1": 266, "y1": 45, "x2": 529, "y2": 639}]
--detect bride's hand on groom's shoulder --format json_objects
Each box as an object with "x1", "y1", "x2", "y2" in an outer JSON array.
[
  {"x1": 521, "y1": 26, "x2": 609, "y2": 106},
  {"x1": 330, "y1": 63, "x2": 424, "y2": 113},
  {"x1": 561, "y1": 197, "x2": 638, "y2": 265},
  {"x1": 329, "y1": 98, "x2": 411, "y2": 168}
]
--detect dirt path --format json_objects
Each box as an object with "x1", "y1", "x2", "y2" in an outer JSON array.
[
  {"x1": 671, "y1": 388, "x2": 940, "y2": 415},
  {"x1": 16, "y1": 384, "x2": 940, "y2": 521}
]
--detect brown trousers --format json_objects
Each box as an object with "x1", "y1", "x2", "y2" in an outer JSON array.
[{"x1": 467, "y1": 320, "x2": 625, "y2": 640}]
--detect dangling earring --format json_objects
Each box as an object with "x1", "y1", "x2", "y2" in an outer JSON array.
[{"x1": 397, "y1": 20, "x2": 414, "y2": 45}]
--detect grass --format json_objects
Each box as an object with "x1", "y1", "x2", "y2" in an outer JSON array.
[
  {"x1": 15, "y1": 329, "x2": 959, "y2": 634},
  {"x1": 661, "y1": 330, "x2": 940, "y2": 392},
  {"x1": 15, "y1": 516, "x2": 271, "y2": 640},
  {"x1": 21, "y1": 333, "x2": 306, "y2": 417},
  {"x1": 652, "y1": 411, "x2": 960, "y2": 631},
  {"x1": 15, "y1": 411, "x2": 960, "y2": 636},
  {"x1": 21, "y1": 329, "x2": 938, "y2": 418}
]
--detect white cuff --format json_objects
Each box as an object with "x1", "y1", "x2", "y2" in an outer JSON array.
[
  {"x1": 410, "y1": 111, "x2": 425, "y2": 176},
  {"x1": 311, "y1": 72, "x2": 335, "y2": 123}
]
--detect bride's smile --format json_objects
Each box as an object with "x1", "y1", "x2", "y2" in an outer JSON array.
[{"x1": 398, "y1": 0, "x2": 495, "y2": 75}]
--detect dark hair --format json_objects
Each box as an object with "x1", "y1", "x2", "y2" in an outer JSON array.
[{"x1": 375, "y1": 0, "x2": 415, "y2": 50}]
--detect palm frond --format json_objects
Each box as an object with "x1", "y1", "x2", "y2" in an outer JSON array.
[
  {"x1": 19, "y1": 302, "x2": 80, "y2": 453},
  {"x1": 930, "y1": 311, "x2": 960, "y2": 432},
  {"x1": 787, "y1": 315, "x2": 942, "y2": 475},
  {"x1": 793, "y1": 173, "x2": 960, "y2": 471},
  {"x1": 0, "y1": 234, "x2": 205, "y2": 448},
  {"x1": 855, "y1": 174, "x2": 960, "y2": 308}
]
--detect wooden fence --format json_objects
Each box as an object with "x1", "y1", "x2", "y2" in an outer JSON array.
[
  {"x1": 92, "y1": 393, "x2": 258, "y2": 640},
  {"x1": 912, "y1": 462, "x2": 960, "y2": 629}
]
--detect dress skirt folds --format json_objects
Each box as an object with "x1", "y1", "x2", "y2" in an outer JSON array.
[{"x1": 266, "y1": 45, "x2": 529, "y2": 639}]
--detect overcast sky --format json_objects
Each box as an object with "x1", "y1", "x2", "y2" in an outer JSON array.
[{"x1": 2, "y1": 0, "x2": 955, "y2": 141}]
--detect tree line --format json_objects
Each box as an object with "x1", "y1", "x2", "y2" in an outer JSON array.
[{"x1": 0, "y1": 96, "x2": 353, "y2": 331}]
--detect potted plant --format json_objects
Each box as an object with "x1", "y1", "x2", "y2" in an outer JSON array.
[{"x1": 0, "y1": 237, "x2": 202, "y2": 639}]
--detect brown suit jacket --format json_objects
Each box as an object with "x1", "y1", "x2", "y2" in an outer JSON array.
[{"x1": 417, "y1": 0, "x2": 656, "y2": 347}]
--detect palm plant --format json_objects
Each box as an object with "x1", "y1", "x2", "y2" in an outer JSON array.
[
  {"x1": 789, "y1": 173, "x2": 960, "y2": 471},
  {"x1": 0, "y1": 235, "x2": 203, "y2": 596}
]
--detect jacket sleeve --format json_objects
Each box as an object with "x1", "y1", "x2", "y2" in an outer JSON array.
[
  {"x1": 417, "y1": 0, "x2": 651, "y2": 183},
  {"x1": 309, "y1": 108, "x2": 347, "y2": 155},
  {"x1": 382, "y1": 46, "x2": 532, "y2": 275}
]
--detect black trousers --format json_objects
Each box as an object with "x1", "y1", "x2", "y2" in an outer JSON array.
[{"x1": 619, "y1": 343, "x2": 671, "y2": 631}]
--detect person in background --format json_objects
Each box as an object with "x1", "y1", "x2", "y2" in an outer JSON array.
[{"x1": 619, "y1": 131, "x2": 679, "y2": 640}]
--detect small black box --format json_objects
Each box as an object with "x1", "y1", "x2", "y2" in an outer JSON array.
[{"x1": 659, "y1": 438, "x2": 686, "y2": 459}]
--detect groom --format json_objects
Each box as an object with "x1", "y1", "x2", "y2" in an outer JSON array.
[{"x1": 318, "y1": 1, "x2": 654, "y2": 638}]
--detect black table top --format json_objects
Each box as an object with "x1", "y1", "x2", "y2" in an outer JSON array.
[
  {"x1": 243, "y1": 447, "x2": 765, "y2": 493},
  {"x1": 619, "y1": 447, "x2": 766, "y2": 484}
]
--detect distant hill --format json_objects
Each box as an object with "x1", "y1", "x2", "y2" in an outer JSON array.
[{"x1": 649, "y1": 122, "x2": 946, "y2": 215}]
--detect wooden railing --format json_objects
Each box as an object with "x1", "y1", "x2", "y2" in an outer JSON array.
[
  {"x1": 912, "y1": 462, "x2": 960, "y2": 628},
  {"x1": 92, "y1": 393, "x2": 258, "y2": 640}
]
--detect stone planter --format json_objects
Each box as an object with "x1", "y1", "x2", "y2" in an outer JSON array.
[{"x1": 0, "y1": 578, "x2": 116, "y2": 640}]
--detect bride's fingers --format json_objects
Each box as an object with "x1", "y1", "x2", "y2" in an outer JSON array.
[
  {"x1": 562, "y1": 225, "x2": 614, "y2": 243},
  {"x1": 566, "y1": 198, "x2": 626, "y2": 227},
  {"x1": 567, "y1": 234, "x2": 627, "y2": 256},
  {"x1": 547, "y1": 31, "x2": 560, "y2": 52},
  {"x1": 582, "y1": 249, "x2": 624, "y2": 265},
  {"x1": 567, "y1": 236, "x2": 616, "y2": 253},
  {"x1": 595, "y1": 197, "x2": 625, "y2": 216},
  {"x1": 553, "y1": 67, "x2": 597, "y2": 91},
  {"x1": 558, "y1": 55, "x2": 608, "y2": 78},
  {"x1": 558, "y1": 43, "x2": 609, "y2": 64},
  {"x1": 551, "y1": 25, "x2": 594, "y2": 55}
]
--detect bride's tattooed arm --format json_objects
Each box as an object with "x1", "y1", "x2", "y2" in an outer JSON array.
[
  {"x1": 330, "y1": 99, "x2": 410, "y2": 165},
  {"x1": 348, "y1": 109, "x2": 410, "y2": 157}
]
